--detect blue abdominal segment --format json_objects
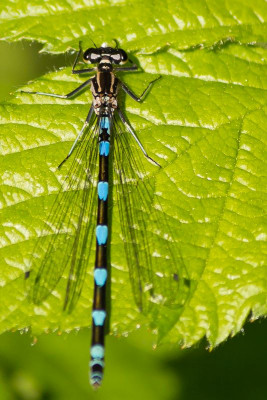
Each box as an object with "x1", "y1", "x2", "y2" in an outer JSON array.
[
  {"x1": 98, "y1": 182, "x2": 109, "y2": 201},
  {"x1": 94, "y1": 268, "x2": 107, "y2": 287},
  {"x1": 96, "y1": 225, "x2": 108, "y2": 245},
  {"x1": 92, "y1": 310, "x2": 107, "y2": 326}
]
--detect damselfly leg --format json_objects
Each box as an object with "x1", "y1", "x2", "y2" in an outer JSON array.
[
  {"x1": 117, "y1": 107, "x2": 160, "y2": 167},
  {"x1": 72, "y1": 41, "x2": 96, "y2": 74},
  {"x1": 121, "y1": 75, "x2": 161, "y2": 102},
  {"x1": 58, "y1": 104, "x2": 95, "y2": 169},
  {"x1": 21, "y1": 77, "x2": 93, "y2": 98}
]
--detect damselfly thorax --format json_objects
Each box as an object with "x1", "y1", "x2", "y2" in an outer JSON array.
[{"x1": 91, "y1": 69, "x2": 118, "y2": 115}]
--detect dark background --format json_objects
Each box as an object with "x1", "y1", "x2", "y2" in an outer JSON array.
[{"x1": 0, "y1": 41, "x2": 266, "y2": 400}]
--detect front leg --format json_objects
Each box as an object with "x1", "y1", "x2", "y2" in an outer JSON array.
[
  {"x1": 72, "y1": 41, "x2": 95, "y2": 75},
  {"x1": 115, "y1": 58, "x2": 138, "y2": 72}
]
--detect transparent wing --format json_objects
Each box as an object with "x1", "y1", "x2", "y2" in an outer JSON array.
[
  {"x1": 113, "y1": 115, "x2": 191, "y2": 326},
  {"x1": 28, "y1": 114, "x2": 99, "y2": 312}
]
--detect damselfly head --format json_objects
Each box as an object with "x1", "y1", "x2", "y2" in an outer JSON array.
[{"x1": 83, "y1": 45, "x2": 128, "y2": 65}]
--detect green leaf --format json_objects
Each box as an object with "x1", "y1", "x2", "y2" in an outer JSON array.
[{"x1": 0, "y1": 0, "x2": 266, "y2": 348}]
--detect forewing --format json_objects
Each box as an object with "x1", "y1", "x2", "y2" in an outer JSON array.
[
  {"x1": 113, "y1": 115, "x2": 191, "y2": 330},
  {"x1": 28, "y1": 116, "x2": 99, "y2": 311}
]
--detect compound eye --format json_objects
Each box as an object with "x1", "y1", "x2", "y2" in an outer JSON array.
[
  {"x1": 83, "y1": 48, "x2": 101, "y2": 63},
  {"x1": 111, "y1": 52, "x2": 122, "y2": 64},
  {"x1": 119, "y1": 49, "x2": 128, "y2": 63}
]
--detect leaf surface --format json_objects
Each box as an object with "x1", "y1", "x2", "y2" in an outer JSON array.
[{"x1": 0, "y1": 0, "x2": 266, "y2": 346}]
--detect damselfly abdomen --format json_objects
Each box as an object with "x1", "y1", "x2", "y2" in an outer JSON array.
[{"x1": 22, "y1": 42, "x2": 190, "y2": 388}]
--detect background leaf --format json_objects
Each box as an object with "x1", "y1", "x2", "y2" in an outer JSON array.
[
  {"x1": 0, "y1": 0, "x2": 266, "y2": 349},
  {"x1": 1, "y1": 320, "x2": 267, "y2": 400}
]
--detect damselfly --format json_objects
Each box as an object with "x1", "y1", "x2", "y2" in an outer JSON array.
[{"x1": 22, "y1": 41, "x2": 190, "y2": 388}]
